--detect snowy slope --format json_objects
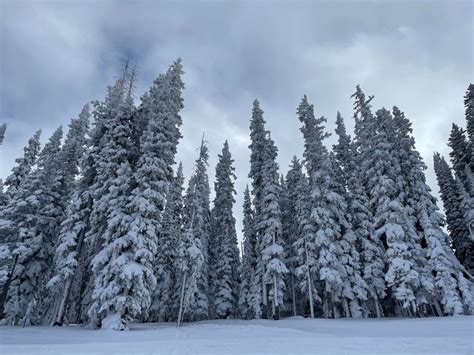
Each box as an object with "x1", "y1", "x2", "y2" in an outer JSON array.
[{"x1": 1, "y1": 316, "x2": 473, "y2": 355}]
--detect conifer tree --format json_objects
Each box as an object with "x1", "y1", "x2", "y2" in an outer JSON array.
[
  {"x1": 212, "y1": 141, "x2": 240, "y2": 318},
  {"x1": 238, "y1": 185, "x2": 257, "y2": 319},
  {"x1": 259, "y1": 133, "x2": 287, "y2": 320},
  {"x1": 248, "y1": 99, "x2": 268, "y2": 318},
  {"x1": 150, "y1": 164, "x2": 185, "y2": 322},
  {"x1": 86, "y1": 72, "x2": 140, "y2": 330},
  {"x1": 365, "y1": 107, "x2": 420, "y2": 315},
  {"x1": 0, "y1": 124, "x2": 6, "y2": 145},
  {"x1": 391, "y1": 107, "x2": 472, "y2": 315},
  {"x1": 180, "y1": 139, "x2": 211, "y2": 321},
  {"x1": 349, "y1": 87, "x2": 386, "y2": 318},
  {"x1": 1, "y1": 130, "x2": 43, "y2": 316},
  {"x1": 434, "y1": 153, "x2": 474, "y2": 274},
  {"x1": 3, "y1": 127, "x2": 64, "y2": 325},
  {"x1": 299, "y1": 96, "x2": 366, "y2": 318},
  {"x1": 448, "y1": 124, "x2": 471, "y2": 192},
  {"x1": 465, "y1": 84, "x2": 474, "y2": 149},
  {"x1": 282, "y1": 157, "x2": 305, "y2": 316}
]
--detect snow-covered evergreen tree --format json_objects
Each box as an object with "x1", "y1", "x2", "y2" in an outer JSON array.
[
  {"x1": 281, "y1": 157, "x2": 305, "y2": 317},
  {"x1": 464, "y1": 84, "x2": 474, "y2": 154},
  {"x1": 434, "y1": 153, "x2": 474, "y2": 274},
  {"x1": 86, "y1": 72, "x2": 142, "y2": 330},
  {"x1": 0, "y1": 124, "x2": 6, "y2": 145},
  {"x1": 258, "y1": 132, "x2": 287, "y2": 320},
  {"x1": 247, "y1": 99, "x2": 268, "y2": 318},
  {"x1": 389, "y1": 107, "x2": 472, "y2": 315},
  {"x1": 150, "y1": 163, "x2": 185, "y2": 322},
  {"x1": 3, "y1": 127, "x2": 64, "y2": 325},
  {"x1": 448, "y1": 124, "x2": 471, "y2": 193},
  {"x1": 180, "y1": 139, "x2": 211, "y2": 321},
  {"x1": 297, "y1": 95, "x2": 366, "y2": 318},
  {"x1": 3, "y1": 130, "x2": 42, "y2": 199},
  {"x1": 349, "y1": 86, "x2": 386, "y2": 318},
  {"x1": 238, "y1": 185, "x2": 257, "y2": 319},
  {"x1": 212, "y1": 141, "x2": 240, "y2": 319},
  {"x1": 364, "y1": 107, "x2": 421, "y2": 316}
]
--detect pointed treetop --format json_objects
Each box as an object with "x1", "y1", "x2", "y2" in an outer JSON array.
[{"x1": 0, "y1": 123, "x2": 6, "y2": 145}]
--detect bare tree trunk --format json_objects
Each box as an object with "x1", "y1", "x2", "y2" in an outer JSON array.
[
  {"x1": 374, "y1": 297, "x2": 382, "y2": 318},
  {"x1": 305, "y1": 243, "x2": 314, "y2": 319},
  {"x1": 291, "y1": 273, "x2": 297, "y2": 317},
  {"x1": 273, "y1": 274, "x2": 279, "y2": 320},
  {"x1": 177, "y1": 271, "x2": 187, "y2": 327},
  {"x1": 262, "y1": 263, "x2": 268, "y2": 319},
  {"x1": 53, "y1": 278, "x2": 72, "y2": 326},
  {"x1": 342, "y1": 298, "x2": 350, "y2": 318},
  {"x1": 433, "y1": 300, "x2": 443, "y2": 317}
]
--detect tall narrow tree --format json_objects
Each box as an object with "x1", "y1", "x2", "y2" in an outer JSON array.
[{"x1": 212, "y1": 141, "x2": 240, "y2": 319}]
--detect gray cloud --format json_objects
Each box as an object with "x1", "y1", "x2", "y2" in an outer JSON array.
[{"x1": 1, "y1": 0, "x2": 472, "y2": 241}]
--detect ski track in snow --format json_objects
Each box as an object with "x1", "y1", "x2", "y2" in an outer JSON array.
[{"x1": 0, "y1": 316, "x2": 473, "y2": 355}]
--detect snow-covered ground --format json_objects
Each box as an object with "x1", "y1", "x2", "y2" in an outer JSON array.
[{"x1": 1, "y1": 316, "x2": 473, "y2": 354}]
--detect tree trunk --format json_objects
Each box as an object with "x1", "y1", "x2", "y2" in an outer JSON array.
[
  {"x1": 342, "y1": 298, "x2": 350, "y2": 318},
  {"x1": 177, "y1": 271, "x2": 187, "y2": 327},
  {"x1": 374, "y1": 297, "x2": 382, "y2": 318},
  {"x1": 272, "y1": 274, "x2": 279, "y2": 320},
  {"x1": 0, "y1": 255, "x2": 19, "y2": 319},
  {"x1": 53, "y1": 278, "x2": 73, "y2": 326},
  {"x1": 291, "y1": 273, "x2": 297, "y2": 317},
  {"x1": 262, "y1": 265, "x2": 268, "y2": 319},
  {"x1": 305, "y1": 243, "x2": 314, "y2": 319},
  {"x1": 307, "y1": 268, "x2": 314, "y2": 318}
]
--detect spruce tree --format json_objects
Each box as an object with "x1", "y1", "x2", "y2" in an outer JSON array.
[
  {"x1": 212, "y1": 141, "x2": 240, "y2": 319},
  {"x1": 259, "y1": 133, "x2": 287, "y2": 320},
  {"x1": 464, "y1": 84, "x2": 474, "y2": 148},
  {"x1": 282, "y1": 157, "x2": 305, "y2": 316},
  {"x1": 3, "y1": 127, "x2": 64, "y2": 325},
  {"x1": 0, "y1": 124, "x2": 6, "y2": 145},
  {"x1": 350, "y1": 86, "x2": 386, "y2": 318},
  {"x1": 86, "y1": 73, "x2": 140, "y2": 330},
  {"x1": 150, "y1": 164, "x2": 185, "y2": 322},
  {"x1": 238, "y1": 185, "x2": 257, "y2": 319},
  {"x1": 448, "y1": 124, "x2": 471, "y2": 192},
  {"x1": 248, "y1": 99, "x2": 268, "y2": 318},
  {"x1": 434, "y1": 153, "x2": 474, "y2": 274},
  {"x1": 180, "y1": 139, "x2": 211, "y2": 321}
]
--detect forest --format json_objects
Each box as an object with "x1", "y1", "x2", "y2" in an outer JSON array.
[{"x1": 0, "y1": 59, "x2": 472, "y2": 331}]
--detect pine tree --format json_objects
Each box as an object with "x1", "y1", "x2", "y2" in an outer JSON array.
[
  {"x1": 434, "y1": 153, "x2": 474, "y2": 274},
  {"x1": 365, "y1": 107, "x2": 420, "y2": 315},
  {"x1": 179, "y1": 139, "x2": 211, "y2": 321},
  {"x1": 0, "y1": 124, "x2": 6, "y2": 145},
  {"x1": 247, "y1": 99, "x2": 271, "y2": 319},
  {"x1": 391, "y1": 106, "x2": 472, "y2": 315},
  {"x1": 212, "y1": 141, "x2": 240, "y2": 319},
  {"x1": 3, "y1": 130, "x2": 42, "y2": 199},
  {"x1": 259, "y1": 133, "x2": 287, "y2": 320},
  {"x1": 297, "y1": 95, "x2": 365, "y2": 318},
  {"x1": 350, "y1": 86, "x2": 386, "y2": 318},
  {"x1": 448, "y1": 124, "x2": 471, "y2": 192},
  {"x1": 293, "y1": 169, "x2": 318, "y2": 318},
  {"x1": 150, "y1": 164, "x2": 185, "y2": 322},
  {"x1": 464, "y1": 84, "x2": 474, "y2": 148},
  {"x1": 48, "y1": 71, "x2": 132, "y2": 328},
  {"x1": 3, "y1": 127, "x2": 64, "y2": 325},
  {"x1": 281, "y1": 157, "x2": 305, "y2": 317},
  {"x1": 238, "y1": 185, "x2": 257, "y2": 319},
  {"x1": 86, "y1": 71, "x2": 142, "y2": 330}
]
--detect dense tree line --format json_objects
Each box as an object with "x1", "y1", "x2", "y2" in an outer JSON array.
[{"x1": 0, "y1": 61, "x2": 471, "y2": 330}]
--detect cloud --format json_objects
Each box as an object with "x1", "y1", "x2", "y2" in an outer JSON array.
[{"x1": 1, "y1": 0, "x2": 472, "y2": 243}]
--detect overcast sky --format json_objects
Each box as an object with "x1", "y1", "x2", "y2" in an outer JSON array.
[{"x1": 1, "y1": 0, "x2": 472, "y2": 241}]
